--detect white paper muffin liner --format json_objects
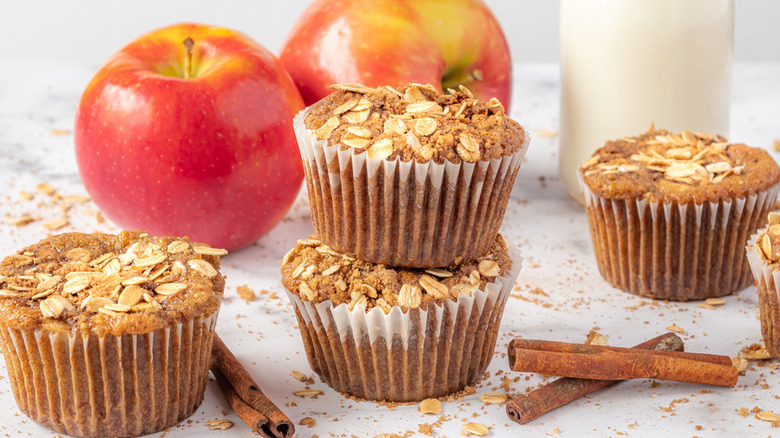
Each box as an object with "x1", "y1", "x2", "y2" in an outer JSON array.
[
  {"x1": 0, "y1": 311, "x2": 219, "y2": 438},
  {"x1": 285, "y1": 248, "x2": 522, "y2": 402},
  {"x1": 746, "y1": 232, "x2": 780, "y2": 357},
  {"x1": 294, "y1": 109, "x2": 530, "y2": 268},
  {"x1": 580, "y1": 173, "x2": 779, "y2": 300}
]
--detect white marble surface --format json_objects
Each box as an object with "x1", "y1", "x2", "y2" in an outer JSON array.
[{"x1": 0, "y1": 61, "x2": 779, "y2": 437}]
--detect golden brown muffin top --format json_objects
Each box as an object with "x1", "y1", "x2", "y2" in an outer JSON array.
[
  {"x1": 754, "y1": 212, "x2": 780, "y2": 263},
  {"x1": 302, "y1": 83, "x2": 527, "y2": 164},
  {"x1": 280, "y1": 234, "x2": 512, "y2": 313},
  {"x1": 580, "y1": 126, "x2": 780, "y2": 203},
  {"x1": 0, "y1": 231, "x2": 225, "y2": 336}
]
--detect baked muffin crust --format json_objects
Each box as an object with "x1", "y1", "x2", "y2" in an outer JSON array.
[
  {"x1": 303, "y1": 83, "x2": 526, "y2": 164},
  {"x1": 754, "y1": 212, "x2": 780, "y2": 262},
  {"x1": 281, "y1": 233, "x2": 512, "y2": 312},
  {"x1": 0, "y1": 231, "x2": 225, "y2": 336},
  {"x1": 580, "y1": 127, "x2": 780, "y2": 203}
]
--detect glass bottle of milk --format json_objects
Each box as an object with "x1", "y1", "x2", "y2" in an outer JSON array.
[{"x1": 558, "y1": 0, "x2": 734, "y2": 201}]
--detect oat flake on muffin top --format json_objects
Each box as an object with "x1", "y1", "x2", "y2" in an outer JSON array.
[
  {"x1": 580, "y1": 125, "x2": 780, "y2": 203},
  {"x1": 303, "y1": 83, "x2": 526, "y2": 164}
]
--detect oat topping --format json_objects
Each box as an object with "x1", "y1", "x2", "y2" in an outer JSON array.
[
  {"x1": 754, "y1": 212, "x2": 780, "y2": 264},
  {"x1": 580, "y1": 126, "x2": 780, "y2": 202},
  {"x1": 0, "y1": 231, "x2": 225, "y2": 322},
  {"x1": 280, "y1": 234, "x2": 511, "y2": 312},
  {"x1": 303, "y1": 83, "x2": 526, "y2": 164}
]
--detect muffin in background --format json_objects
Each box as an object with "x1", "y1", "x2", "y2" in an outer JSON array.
[
  {"x1": 579, "y1": 127, "x2": 780, "y2": 301},
  {"x1": 746, "y1": 212, "x2": 780, "y2": 357},
  {"x1": 0, "y1": 231, "x2": 225, "y2": 438},
  {"x1": 294, "y1": 83, "x2": 530, "y2": 268},
  {"x1": 280, "y1": 233, "x2": 522, "y2": 402}
]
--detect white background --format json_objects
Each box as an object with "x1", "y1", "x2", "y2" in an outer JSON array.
[{"x1": 1, "y1": 0, "x2": 779, "y2": 67}]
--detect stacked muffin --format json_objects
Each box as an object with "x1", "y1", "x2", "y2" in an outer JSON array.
[{"x1": 281, "y1": 83, "x2": 529, "y2": 401}]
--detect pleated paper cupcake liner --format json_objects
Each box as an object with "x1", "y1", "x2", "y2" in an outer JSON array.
[
  {"x1": 746, "y1": 232, "x2": 780, "y2": 357},
  {"x1": 285, "y1": 248, "x2": 522, "y2": 402},
  {"x1": 0, "y1": 311, "x2": 219, "y2": 438},
  {"x1": 580, "y1": 174, "x2": 779, "y2": 301},
  {"x1": 294, "y1": 110, "x2": 530, "y2": 268}
]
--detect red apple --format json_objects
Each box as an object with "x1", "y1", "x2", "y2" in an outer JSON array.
[
  {"x1": 75, "y1": 23, "x2": 305, "y2": 251},
  {"x1": 280, "y1": 0, "x2": 512, "y2": 110}
]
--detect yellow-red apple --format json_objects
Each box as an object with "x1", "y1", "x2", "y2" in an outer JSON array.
[
  {"x1": 75, "y1": 23, "x2": 304, "y2": 251},
  {"x1": 280, "y1": 0, "x2": 512, "y2": 110}
]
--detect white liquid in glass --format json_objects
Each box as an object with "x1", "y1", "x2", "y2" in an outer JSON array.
[{"x1": 558, "y1": 0, "x2": 734, "y2": 201}]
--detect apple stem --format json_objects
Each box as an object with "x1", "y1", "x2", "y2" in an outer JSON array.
[{"x1": 183, "y1": 37, "x2": 194, "y2": 79}]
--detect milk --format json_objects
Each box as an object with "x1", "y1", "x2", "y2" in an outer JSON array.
[{"x1": 558, "y1": 0, "x2": 734, "y2": 201}]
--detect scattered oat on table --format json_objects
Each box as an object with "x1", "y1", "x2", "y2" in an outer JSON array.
[
  {"x1": 35, "y1": 183, "x2": 55, "y2": 196},
  {"x1": 42, "y1": 216, "x2": 68, "y2": 231},
  {"x1": 756, "y1": 411, "x2": 780, "y2": 423},
  {"x1": 418, "y1": 398, "x2": 442, "y2": 415},
  {"x1": 4, "y1": 214, "x2": 37, "y2": 226},
  {"x1": 480, "y1": 392, "x2": 508, "y2": 405},
  {"x1": 731, "y1": 356, "x2": 748, "y2": 374},
  {"x1": 463, "y1": 421, "x2": 490, "y2": 436},
  {"x1": 585, "y1": 330, "x2": 607, "y2": 346},
  {"x1": 293, "y1": 389, "x2": 322, "y2": 398},
  {"x1": 666, "y1": 324, "x2": 685, "y2": 334},
  {"x1": 742, "y1": 344, "x2": 770, "y2": 360},
  {"x1": 236, "y1": 284, "x2": 256, "y2": 303},
  {"x1": 299, "y1": 417, "x2": 316, "y2": 428},
  {"x1": 205, "y1": 419, "x2": 233, "y2": 430}
]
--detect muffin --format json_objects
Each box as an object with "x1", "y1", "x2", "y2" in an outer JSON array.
[
  {"x1": 579, "y1": 127, "x2": 780, "y2": 300},
  {"x1": 280, "y1": 233, "x2": 522, "y2": 402},
  {"x1": 294, "y1": 83, "x2": 530, "y2": 268},
  {"x1": 0, "y1": 231, "x2": 226, "y2": 437},
  {"x1": 746, "y1": 212, "x2": 780, "y2": 357}
]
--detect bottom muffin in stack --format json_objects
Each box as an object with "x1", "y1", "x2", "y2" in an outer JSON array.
[{"x1": 281, "y1": 234, "x2": 521, "y2": 402}]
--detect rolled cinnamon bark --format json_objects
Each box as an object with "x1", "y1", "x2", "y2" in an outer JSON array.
[
  {"x1": 508, "y1": 337, "x2": 737, "y2": 387},
  {"x1": 506, "y1": 333, "x2": 704, "y2": 425},
  {"x1": 211, "y1": 334, "x2": 295, "y2": 438}
]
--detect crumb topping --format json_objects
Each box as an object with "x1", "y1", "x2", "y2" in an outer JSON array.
[
  {"x1": 303, "y1": 83, "x2": 526, "y2": 164},
  {"x1": 580, "y1": 125, "x2": 780, "y2": 202},
  {"x1": 280, "y1": 234, "x2": 511, "y2": 312},
  {"x1": 0, "y1": 231, "x2": 225, "y2": 333},
  {"x1": 754, "y1": 212, "x2": 780, "y2": 263}
]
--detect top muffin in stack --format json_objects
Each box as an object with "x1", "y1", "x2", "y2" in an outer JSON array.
[{"x1": 293, "y1": 83, "x2": 529, "y2": 268}]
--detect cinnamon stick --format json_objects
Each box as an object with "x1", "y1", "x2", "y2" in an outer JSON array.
[
  {"x1": 210, "y1": 334, "x2": 294, "y2": 438},
  {"x1": 507, "y1": 337, "x2": 737, "y2": 387},
  {"x1": 506, "y1": 333, "x2": 731, "y2": 425}
]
